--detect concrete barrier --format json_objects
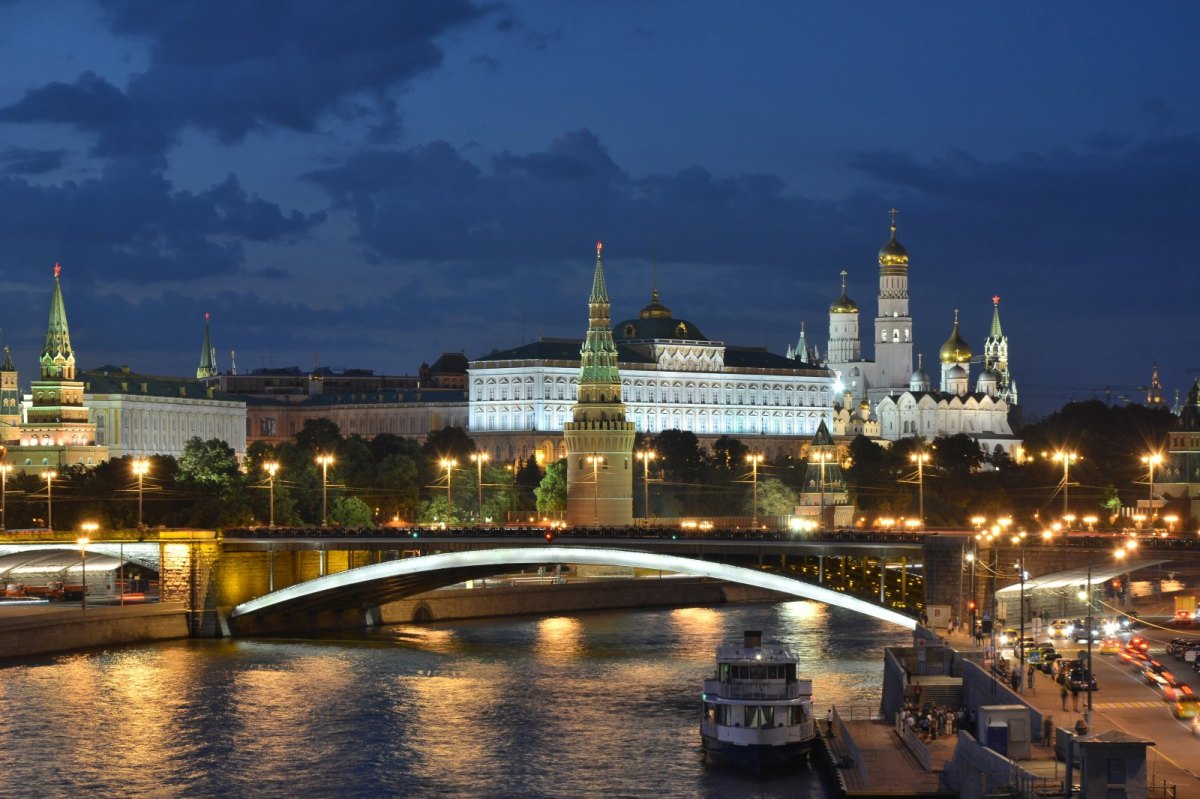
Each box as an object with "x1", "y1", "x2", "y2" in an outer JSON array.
[{"x1": 0, "y1": 602, "x2": 189, "y2": 660}]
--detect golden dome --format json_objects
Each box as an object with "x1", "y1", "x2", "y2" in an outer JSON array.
[
  {"x1": 638, "y1": 287, "x2": 672, "y2": 319},
  {"x1": 939, "y1": 311, "x2": 972, "y2": 364},
  {"x1": 879, "y1": 231, "x2": 908, "y2": 266},
  {"x1": 829, "y1": 270, "x2": 858, "y2": 313}
]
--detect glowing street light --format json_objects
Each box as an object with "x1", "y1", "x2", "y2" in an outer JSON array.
[
  {"x1": 1052, "y1": 450, "x2": 1077, "y2": 521},
  {"x1": 1141, "y1": 452, "x2": 1163, "y2": 520},
  {"x1": 635, "y1": 449, "x2": 656, "y2": 520},
  {"x1": 0, "y1": 462, "x2": 10, "y2": 532},
  {"x1": 263, "y1": 461, "x2": 279, "y2": 527},
  {"x1": 78, "y1": 523, "x2": 97, "y2": 612},
  {"x1": 586, "y1": 455, "x2": 605, "y2": 526},
  {"x1": 439, "y1": 458, "x2": 457, "y2": 520},
  {"x1": 41, "y1": 469, "x2": 57, "y2": 530},
  {"x1": 910, "y1": 451, "x2": 930, "y2": 527},
  {"x1": 131, "y1": 457, "x2": 150, "y2": 529},
  {"x1": 746, "y1": 453, "x2": 765, "y2": 528},
  {"x1": 315, "y1": 454, "x2": 335, "y2": 527},
  {"x1": 469, "y1": 452, "x2": 489, "y2": 522}
]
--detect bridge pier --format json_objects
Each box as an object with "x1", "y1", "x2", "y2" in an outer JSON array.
[{"x1": 818, "y1": 555, "x2": 824, "y2": 584}]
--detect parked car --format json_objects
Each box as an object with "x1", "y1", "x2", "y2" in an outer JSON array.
[
  {"x1": 1040, "y1": 651, "x2": 1062, "y2": 674},
  {"x1": 1068, "y1": 667, "x2": 1098, "y2": 692}
]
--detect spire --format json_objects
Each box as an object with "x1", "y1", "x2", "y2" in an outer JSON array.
[
  {"x1": 989, "y1": 295, "x2": 1004, "y2": 338},
  {"x1": 589, "y1": 241, "x2": 609, "y2": 304},
  {"x1": 0, "y1": 346, "x2": 13, "y2": 373},
  {"x1": 197, "y1": 312, "x2": 217, "y2": 379},
  {"x1": 1147, "y1": 362, "x2": 1163, "y2": 406},
  {"x1": 795, "y1": 322, "x2": 809, "y2": 362},
  {"x1": 41, "y1": 262, "x2": 74, "y2": 376}
]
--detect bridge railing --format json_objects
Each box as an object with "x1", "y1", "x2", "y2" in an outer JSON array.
[{"x1": 220, "y1": 525, "x2": 930, "y2": 545}]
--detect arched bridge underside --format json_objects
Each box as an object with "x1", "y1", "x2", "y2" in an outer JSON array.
[{"x1": 230, "y1": 546, "x2": 918, "y2": 630}]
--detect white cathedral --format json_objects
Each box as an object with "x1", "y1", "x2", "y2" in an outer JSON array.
[{"x1": 788, "y1": 213, "x2": 1022, "y2": 457}]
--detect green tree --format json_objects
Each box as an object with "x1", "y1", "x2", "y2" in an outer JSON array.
[
  {"x1": 331, "y1": 495, "x2": 374, "y2": 527},
  {"x1": 295, "y1": 418, "x2": 342, "y2": 455},
  {"x1": 535, "y1": 459, "x2": 567, "y2": 513},
  {"x1": 178, "y1": 438, "x2": 241, "y2": 486},
  {"x1": 746, "y1": 477, "x2": 797, "y2": 517}
]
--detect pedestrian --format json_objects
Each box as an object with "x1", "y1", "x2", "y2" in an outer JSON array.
[
  {"x1": 1027, "y1": 664, "x2": 1035, "y2": 692},
  {"x1": 1071, "y1": 684, "x2": 1081, "y2": 712},
  {"x1": 1060, "y1": 683, "x2": 1069, "y2": 710},
  {"x1": 905, "y1": 665, "x2": 911, "y2": 685},
  {"x1": 826, "y1": 708, "x2": 834, "y2": 737}
]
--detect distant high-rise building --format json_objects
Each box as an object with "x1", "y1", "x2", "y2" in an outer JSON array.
[{"x1": 564, "y1": 243, "x2": 635, "y2": 526}]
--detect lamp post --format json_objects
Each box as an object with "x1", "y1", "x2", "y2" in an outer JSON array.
[
  {"x1": 635, "y1": 449, "x2": 656, "y2": 520},
  {"x1": 439, "y1": 458, "x2": 457, "y2": 521},
  {"x1": 0, "y1": 462, "x2": 10, "y2": 532},
  {"x1": 1012, "y1": 532, "x2": 1027, "y2": 692},
  {"x1": 42, "y1": 469, "x2": 57, "y2": 530},
  {"x1": 746, "y1": 452, "x2": 764, "y2": 528},
  {"x1": 586, "y1": 455, "x2": 604, "y2": 526},
  {"x1": 263, "y1": 461, "x2": 279, "y2": 527},
  {"x1": 1052, "y1": 450, "x2": 1077, "y2": 522},
  {"x1": 131, "y1": 457, "x2": 150, "y2": 529},
  {"x1": 469, "y1": 452, "x2": 489, "y2": 522},
  {"x1": 811, "y1": 450, "x2": 831, "y2": 530},
  {"x1": 78, "y1": 524, "x2": 96, "y2": 611},
  {"x1": 966, "y1": 544, "x2": 977, "y2": 642},
  {"x1": 910, "y1": 451, "x2": 929, "y2": 528},
  {"x1": 1141, "y1": 452, "x2": 1162, "y2": 522},
  {"x1": 315, "y1": 454, "x2": 335, "y2": 527}
]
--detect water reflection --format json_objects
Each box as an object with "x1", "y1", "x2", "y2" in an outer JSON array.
[{"x1": 0, "y1": 603, "x2": 909, "y2": 798}]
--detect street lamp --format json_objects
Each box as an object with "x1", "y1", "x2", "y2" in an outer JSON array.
[
  {"x1": 910, "y1": 451, "x2": 930, "y2": 528},
  {"x1": 439, "y1": 458, "x2": 457, "y2": 521},
  {"x1": 263, "y1": 461, "x2": 279, "y2": 527},
  {"x1": 1141, "y1": 452, "x2": 1162, "y2": 521},
  {"x1": 1011, "y1": 532, "x2": 1028, "y2": 691},
  {"x1": 635, "y1": 449, "x2": 656, "y2": 521},
  {"x1": 586, "y1": 455, "x2": 605, "y2": 526},
  {"x1": 0, "y1": 462, "x2": 10, "y2": 531},
  {"x1": 469, "y1": 452, "x2": 489, "y2": 522},
  {"x1": 746, "y1": 453, "x2": 765, "y2": 528},
  {"x1": 315, "y1": 454, "x2": 335, "y2": 527},
  {"x1": 1078, "y1": 547, "x2": 1130, "y2": 727},
  {"x1": 1052, "y1": 450, "x2": 1077, "y2": 521},
  {"x1": 78, "y1": 523, "x2": 97, "y2": 611},
  {"x1": 42, "y1": 469, "x2": 57, "y2": 530},
  {"x1": 131, "y1": 457, "x2": 150, "y2": 529},
  {"x1": 809, "y1": 450, "x2": 833, "y2": 530},
  {"x1": 965, "y1": 546, "x2": 977, "y2": 642}
]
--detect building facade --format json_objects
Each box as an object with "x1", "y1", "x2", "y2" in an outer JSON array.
[
  {"x1": 468, "y1": 284, "x2": 836, "y2": 464},
  {"x1": 244, "y1": 391, "x2": 468, "y2": 447},
  {"x1": 83, "y1": 366, "x2": 247, "y2": 459}
]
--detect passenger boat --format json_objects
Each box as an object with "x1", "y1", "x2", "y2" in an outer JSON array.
[{"x1": 701, "y1": 630, "x2": 816, "y2": 771}]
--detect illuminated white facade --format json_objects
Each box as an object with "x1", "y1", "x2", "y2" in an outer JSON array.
[{"x1": 469, "y1": 286, "x2": 835, "y2": 463}]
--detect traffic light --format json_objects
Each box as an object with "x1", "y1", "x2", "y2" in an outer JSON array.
[{"x1": 968, "y1": 601, "x2": 976, "y2": 612}]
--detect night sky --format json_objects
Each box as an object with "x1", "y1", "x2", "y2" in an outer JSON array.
[{"x1": 0, "y1": 2, "x2": 1196, "y2": 415}]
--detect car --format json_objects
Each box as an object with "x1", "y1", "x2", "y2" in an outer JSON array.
[
  {"x1": 1172, "y1": 697, "x2": 1200, "y2": 719},
  {"x1": 998, "y1": 628, "x2": 1019, "y2": 646},
  {"x1": 1068, "y1": 667, "x2": 1098, "y2": 692},
  {"x1": 1162, "y1": 684, "x2": 1195, "y2": 703},
  {"x1": 1143, "y1": 668, "x2": 1177, "y2": 689},
  {"x1": 1128, "y1": 636, "x2": 1151, "y2": 653},
  {"x1": 1166, "y1": 638, "x2": 1195, "y2": 658},
  {"x1": 1118, "y1": 648, "x2": 1149, "y2": 668},
  {"x1": 1099, "y1": 637, "x2": 1121, "y2": 655},
  {"x1": 1040, "y1": 651, "x2": 1062, "y2": 674},
  {"x1": 1050, "y1": 619, "x2": 1068, "y2": 637},
  {"x1": 1174, "y1": 610, "x2": 1195, "y2": 626}
]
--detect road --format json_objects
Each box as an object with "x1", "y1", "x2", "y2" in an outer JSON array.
[{"x1": 1032, "y1": 619, "x2": 1200, "y2": 791}]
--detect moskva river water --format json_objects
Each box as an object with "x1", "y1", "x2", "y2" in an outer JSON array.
[{"x1": 0, "y1": 600, "x2": 910, "y2": 798}]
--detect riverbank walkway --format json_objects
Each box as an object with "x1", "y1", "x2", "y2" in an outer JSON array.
[{"x1": 823, "y1": 707, "x2": 949, "y2": 796}]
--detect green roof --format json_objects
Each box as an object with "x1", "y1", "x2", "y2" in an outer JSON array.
[{"x1": 84, "y1": 366, "x2": 241, "y2": 402}]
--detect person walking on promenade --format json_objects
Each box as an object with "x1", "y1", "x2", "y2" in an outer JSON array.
[
  {"x1": 826, "y1": 708, "x2": 834, "y2": 738},
  {"x1": 1027, "y1": 664, "x2": 1035, "y2": 693},
  {"x1": 1071, "y1": 684, "x2": 1081, "y2": 712},
  {"x1": 1060, "y1": 683, "x2": 1069, "y2": 710}
]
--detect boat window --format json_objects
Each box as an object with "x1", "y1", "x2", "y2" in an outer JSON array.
[
  {"x1": 749, "y1": 666, "x2": 766, "y2": 680},
  {"x1": 745, "y1": 706, "x2": 774, "y2": 728},
  {"x1": 720, "y1": 664, "x2": 730, "y2": 681}
]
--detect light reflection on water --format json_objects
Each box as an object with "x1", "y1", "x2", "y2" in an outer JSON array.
[{"x1": 0, "y1": 601, "x2": 909, "y2": 798}]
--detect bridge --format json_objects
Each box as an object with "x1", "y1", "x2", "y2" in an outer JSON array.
[{"x1": 5, "y1": 526, "x2": 1200, "y2": 637}]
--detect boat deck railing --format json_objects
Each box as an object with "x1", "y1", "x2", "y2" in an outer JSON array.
[{"x1": 703, "y1": 678, "x2": 806, "y2": 700}]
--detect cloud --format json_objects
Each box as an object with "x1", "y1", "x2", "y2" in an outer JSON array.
[
  {"x1": 0, "y1": 147, "x2": 66, "y2": 175},
  {"x1": 0, "y1": 166, "x2": 322, "y2": 283},
  {"x1": 0, "y1": 1, "x2": 491, "y2": 156}
]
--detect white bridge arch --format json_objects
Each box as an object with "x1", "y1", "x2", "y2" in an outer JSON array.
[{"x1": 230, "y1": 546, "x2": 917, "y2": 629}]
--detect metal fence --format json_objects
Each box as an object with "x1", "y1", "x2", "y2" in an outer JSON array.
[{"x1": 894, "y1": 713, "x2": 933, "y2": 771}]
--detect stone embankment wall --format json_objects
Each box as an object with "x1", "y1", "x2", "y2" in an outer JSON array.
[{"x1": 0, "y1": 602, "x2": 189, "y2": 660}]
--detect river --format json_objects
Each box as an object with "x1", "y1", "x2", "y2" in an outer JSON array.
[{"x1": 0, "y1": 600, "x2": 911, "y2": 798}]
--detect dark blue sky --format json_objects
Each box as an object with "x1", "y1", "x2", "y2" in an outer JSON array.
[{"x1": 0, "y1": 1, "x2": 1196, "y2": 413}]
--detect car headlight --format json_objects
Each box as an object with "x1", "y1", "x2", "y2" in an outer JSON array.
[{"x1": 1065, "y1": 625, "x2": 1074, "y2": 636}]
